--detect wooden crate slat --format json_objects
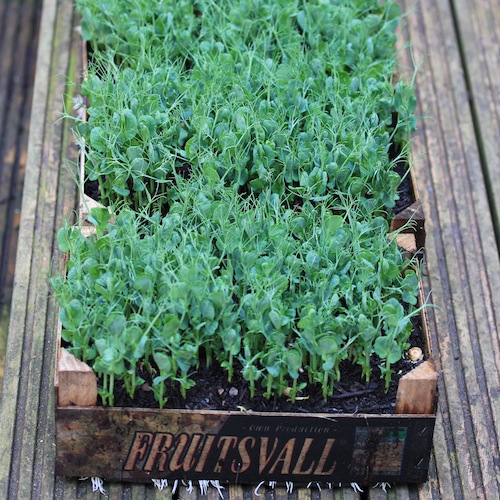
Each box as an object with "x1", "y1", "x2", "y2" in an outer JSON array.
[
  {"x1": 55, "y1": 407, "x2": 435, "y2": 485},
  {"x1": 395, "y1": 361, "x2": 438, "y2": 415}
]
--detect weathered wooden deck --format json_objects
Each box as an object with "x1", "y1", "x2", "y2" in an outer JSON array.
[
  {"x1": 0, "y1": 0, "x2": 499, "y2": 498},
  {"x1": 0, "y1": 0, "x2": 42, "y2": 390}
]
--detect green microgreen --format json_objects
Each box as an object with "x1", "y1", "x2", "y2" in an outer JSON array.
[{"x1": 52, "y1": 0, "x2": 425, "y2": 406}]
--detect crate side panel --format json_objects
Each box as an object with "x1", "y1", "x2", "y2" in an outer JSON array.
[{"x1": 56, "y1": 408, "x2": 434, "y2": 485}]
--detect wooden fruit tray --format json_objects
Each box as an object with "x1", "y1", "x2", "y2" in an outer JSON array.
[
  {"x1": 53, "y1": 36, "x2": 437, "y2": 488},
  {"x1": 55, "y1": 247, "x2": 437, "y2": 485}
]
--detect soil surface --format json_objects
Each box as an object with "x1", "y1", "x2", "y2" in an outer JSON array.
[
  {"x1": 392, "y1": 152, "x2": 415, "y2": 215},
  {"x1": 103, "y1": 314, "x2": 425, "y2": 414}
]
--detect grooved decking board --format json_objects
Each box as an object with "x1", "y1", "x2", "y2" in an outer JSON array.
[
  {"x1": 372, "y1": 0, "x2": 500, "y2": 499},
  {"x1": 0, "y1": 0, "x2": 42, "y2": 390},
  {"x1": 0, "y1": 0, "x2": 78, "y2": 497},
  {"x1": 450, "y1": 0, "x2": 500, "y2": 237}
]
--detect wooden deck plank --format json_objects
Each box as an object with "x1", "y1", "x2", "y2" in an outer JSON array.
[
  {"x1": 0, "y1": 0, "x2": 41, "y2": 390},
  {"x1": 0, "y1": 0, "x2": 41, "y2": 309},
  {"x1": 11, "y1": 0, "x2": 77, "y2": 496},
  {"x1": 448, "y1": 0, "x2": 500, "y2": 444},
  {"x1": 420, "y1": 0, "x2": 500, "y2": 495},
  {"x1": 0, "y1": 0, "x2": 60, "y2": 495},
  {"x1": 439, "y1": 0, "x2": 500, "y2": 448},
  {"x1": 0, "y1": 2, "x2": 21, "y2": 142},
  {"x1": 398, "y1": 4, "x2": 470, "y2": 497},
  {"x1": 418, "y1": 0, "x2": 500, "y2": 488},
  {"x1": 450, "y1": 0, "x2": 500, "y2": 235},
  {"x1": 0, "y1": 0, "x2": 23, "y2": 298},
  {"x1": 34, "y1": 28, "x2": 83, "y2": 500}
]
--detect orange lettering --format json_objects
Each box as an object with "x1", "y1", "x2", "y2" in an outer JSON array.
[
  {"x1": 170, "y1": 434, "x2": 204, "y2": 472},
  {"x1": 195, "y1": 435, "x2": 216, "y2": 472},
  {"x1": 124, "y1": 432, "x2": 154, "y2": 471},
  {"x1": 214, "y1": 436, "x2": 238, "y2": 473},
  {"x1": 259, "y1": 437, "x2": 279, "y2": 474},
  {"x1": 232, "y1": 436, "x2": 256, "y2": 473},
  {"x1": 292, "y1": 438, "x2": 316, "y2": 475},
  {"x1": 313, "y1": 438, "x2": 336, "y2": 475},
  {"x1": 268, "y1": 438, "x2": 296, "y2": 475},
  {"x1": 143, "y1": 433, "x2": 174, "y2": 472}
]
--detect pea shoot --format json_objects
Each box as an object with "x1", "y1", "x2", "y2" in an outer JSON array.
[{"x1": 52, "y1": 0, "x2": 424, "y2": 406}]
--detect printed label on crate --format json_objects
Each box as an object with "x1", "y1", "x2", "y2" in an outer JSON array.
[
  {"x1": 115, "y1": 413, "x2": 431, "y2": 483},
  {"x1": 56, "y1": 409, "x2": 435, "y2": 483}
]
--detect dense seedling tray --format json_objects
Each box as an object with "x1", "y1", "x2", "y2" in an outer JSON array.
[{"x1": 53, "y1": 0, "x2": 437, "y2": 487}]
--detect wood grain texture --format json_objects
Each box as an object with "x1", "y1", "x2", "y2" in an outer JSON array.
[
  {"x1": 390, "y1": 202, "x2": 426, "y2": 250},
  {"x1": 395, "y1": 361, "x2": 438, "y2": 415},
  {"x1": 0, "y1": 0, "x2": 42, "y2": 392},
  {"x1": 57, "y1": 348, "x2": 98, "y2": 406},
  {"x1": 397, "y1": 0, "x2": 500, "y2": 498},
  {"x1": 0, "y1": 0, "x2": 60, "y2": 496},
  {"x1": 451, "y1": 0, "x2": 500, "y2": 234},
  {"x1": 55, "y1": 408, "x2": 434, "y2": 484}
]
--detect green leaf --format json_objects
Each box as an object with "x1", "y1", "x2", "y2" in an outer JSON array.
[
  {"x1": 62, "y1": 299, "x2": 84, "y2": 329},
  {"x1": 222, "y1": 329, "x2": 240, "y2": 355},
  {"x1": 200, "y1": 299, "x2": 215, "y2": 320},
  {"x1": 323, "y1": 214, "x2": 343, "y2": 237},
  {"x1": 127, "y1": 146, "x2": 143, "y2": 161},
  {"x1": 153, "y1": 352, "x2": 173, "y2": 374},
  {"x1": 57, "y1": 227, "x2": 72, "y2": 252},
  {"x1": 269, "y1": 310, "x2": 282, "y2": 330},
  {"x1": 134, "y1": 274, "x2": 153, "y2": 293},
  {"x1": 374, "y1": 335, "x2": 402, "y2": 364},
  {"x1": 318, "y1": 336, "x2": 339, "y2": 355},
  {"x1": 108, "y1": 314, "x2": 126, "y2": 335},
  {"x1": 285, "y1": 349, "x2": 302, "y2": 379},
  {"x1": 203, "y1": 165, "x2": 220, "y2": 183},
  {"x1": 349, "y1": 77, "x2": 360, "y2": 94},
  {"x1": 291, "y1": 217, "x2": 307, "y2": 236},
  {"x1": 162, "y1": 314, "x2": 181, "y2": 334},
  {"x1": 90, "y1": 127, "x2": 106, "y2": 152},
  {"x1": 120, "y1": 109, "x2": 138, "y2": 142},
  {"x1": 87, "y1": 207, "x2": 110, "y2": 230}
]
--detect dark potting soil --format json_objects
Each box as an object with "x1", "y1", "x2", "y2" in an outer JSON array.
[
  {"x1": 389, "y1": 117, "x2": 415, "y2": 215},
  {"x1": 84, "y1": 178, "x2": 100, "y2": 201},
  {"x1": 103, "y1": 314, "x2": 426, "y2": 414},
  {"x1": 392, "y1": 150, "x2": 415, "y2": 215}
]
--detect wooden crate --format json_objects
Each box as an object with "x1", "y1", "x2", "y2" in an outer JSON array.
[
  {"x1": 55, "y1": 407, "x2": 436, "y2": 485},
  {"x1": 54, "y1": 268, "x2": 437, "y2": 485},
  {"x1": 57, "y1": 142, "x2": 436, "y2": 486},
  {"x1": 54, "y1": 38, "x2": 437, "y2": 488}
]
